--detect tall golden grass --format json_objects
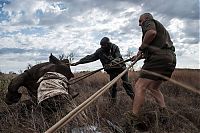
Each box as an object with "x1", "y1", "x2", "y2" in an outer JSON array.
[{"x1": 0, "y1": 69, "x2": 199, "y2": 133}]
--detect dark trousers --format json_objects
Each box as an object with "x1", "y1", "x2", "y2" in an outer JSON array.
[{"x1": 109, "y1": 71, "x2": 134, "y2": 99}]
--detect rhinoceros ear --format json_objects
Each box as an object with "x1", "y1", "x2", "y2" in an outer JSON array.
[{"x1": 49, "y1": 53, "x2": 61, "y2": 64}]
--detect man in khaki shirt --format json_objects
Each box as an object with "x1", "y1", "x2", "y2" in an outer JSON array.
[{"x1": 125, "y1": 13, "x2": 176, "y2": 132}]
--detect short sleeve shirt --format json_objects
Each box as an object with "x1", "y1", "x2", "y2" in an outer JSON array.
[
  {"x1": 142, "y1": 20, "x2": 156, "y2": 40},
  {"x1": 141, "y1": 19, "x2": 173, "y2": 50}
]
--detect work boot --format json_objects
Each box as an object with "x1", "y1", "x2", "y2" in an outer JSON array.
[
  {"x1": 123, "y1": 111, "x2": 148, "y2": 132},
  {"x1": 159, "y1": 107, "x2": 170, "y2": 124}
]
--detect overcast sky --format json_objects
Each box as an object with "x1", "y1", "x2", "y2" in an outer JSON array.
[{"x1": 0, "y1": 0, "x2": 199, "y2": 73}]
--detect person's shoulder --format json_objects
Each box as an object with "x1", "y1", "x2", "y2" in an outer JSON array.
[
  {"x1": 112, "y1": 44, "x2": 120, "y2": 51},
  {"x1": 143, "y1": 19, "x2": 155, "y2": 26},
  {"x1": 153, "y1": 19, "x2": 165, "y2": 28},
  {"x1": 142, "y1": 19, "x2": 156, "y2": 31},
  {"x1": 96, "y1": 47, "x2": 103, "y2": 53},
  {"x1": 111, "y1": 43, "x2": 118, "y2": 48}
]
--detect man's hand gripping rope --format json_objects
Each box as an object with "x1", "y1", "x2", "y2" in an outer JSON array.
[{"x1": 131, "y1": 51, "x2": 144, "y2": 62}]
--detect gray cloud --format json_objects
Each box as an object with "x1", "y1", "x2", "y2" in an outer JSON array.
[
  {"x1": 182, "y1": 20, "x2": 199, "y2": 43},
  {"x1": 0, "y1": 47, "x2": 27, "y2": 54},
  {"x1": 0, "y1": 0, "x2": 199, "y2": 73},
  {"x1": 0, "y1": 47, "x2": 63, "y2": 57},
  {"x1": 141, "y1": 0, "x2": 199, "y2": 20}
]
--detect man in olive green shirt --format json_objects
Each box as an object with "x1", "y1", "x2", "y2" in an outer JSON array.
[{"x1": 126, "y1": 13, "x2": 176, "y2": 131}]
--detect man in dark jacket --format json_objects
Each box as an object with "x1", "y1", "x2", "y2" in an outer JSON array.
[
  {"x1": 125, "y1": 13, "x2": 176, "y2": 132},
  {"x1": 71, "y1": 37, "x2": 134, "y2": 101}
]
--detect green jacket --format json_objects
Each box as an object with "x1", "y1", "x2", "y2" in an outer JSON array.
[{"x1": 77, "y1": 43, "x2": 126, "y2": 73}]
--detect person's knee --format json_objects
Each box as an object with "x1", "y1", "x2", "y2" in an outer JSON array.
[
  {"x1": 148, "y1": 81, "x2": 162, "y2": 91},
  {"x1": 134, "y1": 85, "x2": 145, "y2": 96},
  {"x1": 134, "y1": 79, "x2": 149, "y2": 94}
]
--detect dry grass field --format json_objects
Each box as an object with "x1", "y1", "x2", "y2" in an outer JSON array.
[{"x1": 0, "y1": 69, "x2": 199, "y2": 133}]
